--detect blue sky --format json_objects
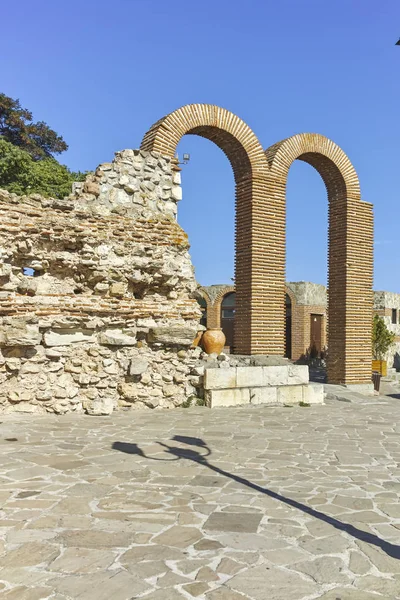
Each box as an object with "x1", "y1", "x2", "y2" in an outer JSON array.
[{"x1": 2, "y1": 0, "x2": 400, "y2": 290}]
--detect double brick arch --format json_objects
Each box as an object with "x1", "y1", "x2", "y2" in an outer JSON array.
[{"x1": 141, "y1": 106, "x2": 373, "y2": 385}]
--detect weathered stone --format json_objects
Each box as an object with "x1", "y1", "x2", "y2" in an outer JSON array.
[
  {"x1": 148, "y1": 326, "x2": 197, "y2": 346},
  {"x1": 204, "y1": 512, "x2": 261, "y2": 533},
  {"x1": 277, "y1": 385, "x2": 304, "y2": 404},
  {"x1": 56, "y1": 530, "x2": 134, "y2": 548},
  {"x1": 48, "y1": 571, "x2": 150, "y2": 600},
  {"x1": 98, "y1": 329, "x2": 137, "y2": 346},
  {"x1": 153, "y1": 526, "x2": 203, "y2": 548},
  {"x1": 227, "y1": 564, "x2": 318, "y2": 599},
  {"x1": 1, "y1": 542, "x2": 60, "y2": 567},
  {"x1": 82, "y1": 396, "x2": 114, "y2": 415},
  {"x1": 129, "y1": 358, "x2": 148, "y2": 375},
  {"x1": 236, "y1": 366, "x2": 264, "y2": 387},
  {"x1": 83, "y1": 181, "x2": 100, "y2": 196},
  {"x1": 207, "y1": 388, "x2": 250, "y2": 407},
  {"x1": 250, "y1": 355, "x2": 289, "y2": 367},
  {"x1": 109, "y1": 282, "x2": 127, "y2": 297},
  {"x1": 44, "y1": 329, "x2": 95, "y2": 347},
  {"x1": 250, "y1": 387, "x2": 277, "y2": 404},
  {"x1": 0, "y1": 150, "x2": 199, "y2": 414},
  {"x1": 119, "y1": 383, "x2": 138, "y2": 400},
  {"x1": 0, "y1": 320, "x2": 40, "y2": 346},
  {"x1": 349, "y1": 550, "x2": 372, "y2": 575},
  {"x1": 48, "y1": 547, "x2": 114, "y2": 573},
  {"x1": 293, "y1": 556, "x2": 351, "y2": 584},
  {"x1": 204, "y1": 368, "x2": 236, "y2": 390}
]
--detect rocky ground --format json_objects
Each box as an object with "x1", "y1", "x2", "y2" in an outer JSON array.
[{"x1": 0, "y1": 389, "x2": 399, "y2": 599}]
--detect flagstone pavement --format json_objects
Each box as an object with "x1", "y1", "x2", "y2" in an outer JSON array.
[{"x1": 0, "y1": 393, "x2": 400, "y2": 599}]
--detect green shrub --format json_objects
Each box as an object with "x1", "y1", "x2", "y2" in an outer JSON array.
[{"x1": 372, "y1": 314, "x2": 395, "y2": 361}]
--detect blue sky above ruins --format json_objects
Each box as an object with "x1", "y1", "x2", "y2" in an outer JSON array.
[{"x1": 2, "y1": 0, "x2": 400, "y2": 290}]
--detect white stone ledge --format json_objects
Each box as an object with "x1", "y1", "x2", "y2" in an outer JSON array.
[
  {"x1": 204, "y1": 364, "x2": 309, "y2": 390},
  {"x1": 207, "y1": 383, "x2": 324, "y2": 408}
]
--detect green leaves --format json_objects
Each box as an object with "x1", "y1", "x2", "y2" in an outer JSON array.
[
  {"x1": 0, "y1": 93, "x2": 68, "y2": 160},
  {"x1": 0, "y1": 93, "x2": 88, "y2": 198},
  {"x1": 0, "y1": 139, "x2": 86, "y2": 199},
  {"x1": 372, "y1": 314, "x2": 395, "y2": 361}
]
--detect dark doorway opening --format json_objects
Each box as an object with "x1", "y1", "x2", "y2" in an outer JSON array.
[
  {"x1": 197, "y1": 296, "x2": 207, "y2": 328},
  {"x1": 310, "y1": 314, "x2": 323, "y2": 356},
  {"x1": 221, "y1": 292, "x2": 235, "y2": 350},
  {"x1": 285, "y1": 293, "x2": 292, "y2": 359}
]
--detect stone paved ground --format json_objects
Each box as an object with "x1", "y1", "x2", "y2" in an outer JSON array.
[{"x1": 0, "y1": 393, "x2": 400, "y2": 599}]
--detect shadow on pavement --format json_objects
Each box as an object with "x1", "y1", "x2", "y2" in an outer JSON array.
[{"x1": 112, "y1": 436, "x2": 400, "y2": 560}]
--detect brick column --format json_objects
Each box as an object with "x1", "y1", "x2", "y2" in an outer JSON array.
[
  {"x1": 327, "y1": 199, "x2": 373, "y2": 384},
  {"x1": 234, "y1": 175, "x2": 285, "y2": 355},
  {"x1": 206, "y1": 302, "x2": 221, "y2": 329}
]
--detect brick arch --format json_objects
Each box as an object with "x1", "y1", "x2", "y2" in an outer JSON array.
[
  {"x1": 141, "y1": 104, "x2": 274, "y2": 355},
  {"x1": 265, "y1": 133, "x2": 361, "y2": 200},
  {"x1": 194, "y1": 288, "x2": 212, "y2": 306},
  {"x1": 201, "y1": 286, "x2": 235, "y2": 329},
  {"x1": 141, "y1": 104, "x2": 268, "y2": 181},
  {"x1": 214, "y1": 286, "x2": 236, "y2": 310},
  {"x1": 284, "y1": 285, "x2": 297, "y2": 308},
  {"x1": 266, "y1": 134, "x2": 373, "y2": 385}
]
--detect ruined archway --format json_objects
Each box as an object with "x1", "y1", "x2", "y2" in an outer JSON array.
[
  {"x1": 141, "y1": 104, "x2": 277, "y2": 355},
  {"x1": 266, "y1": 134, "x2": 373, "y2": 385}
]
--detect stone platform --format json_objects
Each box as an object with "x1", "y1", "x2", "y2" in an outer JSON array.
[{"x1": 204, "y1": 363, "x2": 324, "y2": 408}]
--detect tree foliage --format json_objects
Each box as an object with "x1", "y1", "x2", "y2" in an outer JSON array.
[
  {"x1": 0, "y1": 139, "x2": 86, "y2": 199},
  {"x1": 0, "y1": 93, "x2": 88, "y2": 198},
  {"x1": 372, "y1": 314, "x2": 395, "y2": 360},
  {"x1": 0, "y1": 93, "x2": 68, "y2": 160}
]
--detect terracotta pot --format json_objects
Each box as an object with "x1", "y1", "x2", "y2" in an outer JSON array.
[
  {"x1": 202, "y1": 328, "x2": 226, "y2": 355},
  {"x1": 191, "y1": 330, "x2": 203, "y2": 348}
]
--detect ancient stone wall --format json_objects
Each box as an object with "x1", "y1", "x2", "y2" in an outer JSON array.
[
  {"x1": 0, "y1": 150, "x2": 203, "y2": 415},
  {"x1": 286, "y1": 282, "x2": 327, "y2": 307},
  {"x1": 373, "y1": 291, "x2": 400, "y2": 369}
]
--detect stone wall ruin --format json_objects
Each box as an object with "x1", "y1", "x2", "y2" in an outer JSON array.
[
  {"x1": 0, "y1": 101, "x2": 375, "y2": 412},
  {"x1": 0, "y1": 150, "x2": 204, "y2": 414}
]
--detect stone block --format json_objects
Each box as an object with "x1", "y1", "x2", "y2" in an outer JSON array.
[
  {"x1": 83, "y1": 396, "x2": 114, "y2": 415},
  {"x1": 236, "y1": 367, "x2": 264, "y2": 388},
  {"x1": 208, "y1": 388, "x2": 250, "y2": 408},
  {"x1": 277, "y1": 385, "x2": 304, "y2": 405},
  {"x1": 171, "y1": 186, "x2": 182, "y2": 201},
  {"x1": 172, "y1": 171, "x2": 181, "y2": 185},
  {"x1": 44, "y1": 329, "x2": 95, "y2": 347},
  {"x1": 109, "y1": 282, "x2": 128, "y2": 297},
  {"x1": 0, "y1": 320, "x2": 41, "y2": 346},
  {"x1": 0, "y1": 263, "x2": 11, "y2": 278},
  {"x1": 129, "y1": 358, "x2": 148, "y2": 375},
  {"x1": 148, "y1": 326, "x2": 197, "y2": 346},
  {"x1": 204, "y1": 368, "x2": 236, "y2": 390},
  {"x1": 118, "y1": 383, "x2": 138, "y2": 401},
  {"x1": 303, "y1": 383, "x2": 324, "y2": 404},
  {"x1": 250, "y1": 355, "x2": 289, "y2": 367},
  {"x1": 249, "y1": 387, "x2": 277, "y2": 404},
  {"x1": 98, "y1": 329, "x2": 137, "y2": 346},
  {"x1": 83, "y1": 181, "x2": 100, "y2": 196},
  {"x1": 288, "y1": 364, "x2": 309, "y2": 384},
  {"x1": 263, "y1": 366, "x2": 289, "y2": 386}
]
